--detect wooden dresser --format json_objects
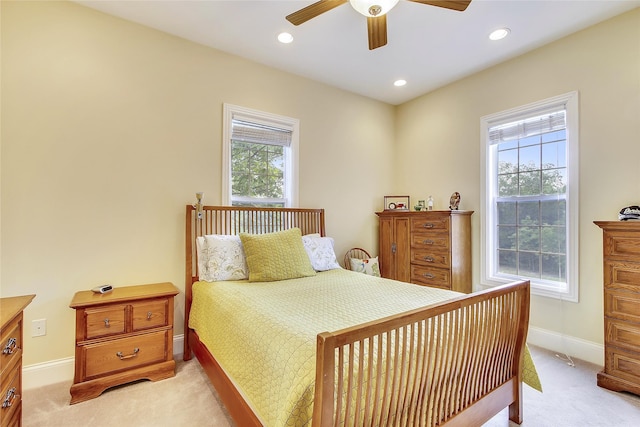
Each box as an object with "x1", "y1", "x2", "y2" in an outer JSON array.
[
  {"x1": 69, "y1": 282, "x2": 179, "y2": 404},
  {"x1": 1, "y1": 295, "x2": 35, "y2": 427},
  {"x1": 594, "y1": 221, "x2": 640, "y2": 396},
  {"x1": 377, "y1": 210, "x2": 473, "y2": 293}
]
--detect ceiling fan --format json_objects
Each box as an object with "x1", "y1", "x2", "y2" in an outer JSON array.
[{"x1": 286, "y1": 0, "x2": 472, "y2": 50}]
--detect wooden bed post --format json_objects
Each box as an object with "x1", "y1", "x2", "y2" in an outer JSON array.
[
  {"x1": 184, "y1": 204, "x2": 195, "y2": 361},
  {"x1": 313, "y1": 332, "x2": 336, "y2": 427},
  {"x1": 509, "y1": 279, "x2": 531, "y2": 424}
]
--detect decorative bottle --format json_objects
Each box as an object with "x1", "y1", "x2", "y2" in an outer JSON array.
[{"x1": 427, "y1": 196, "x2": 434, "y2": 211}]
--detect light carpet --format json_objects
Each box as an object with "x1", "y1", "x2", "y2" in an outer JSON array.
[{"x1": 22, "y1": 345, "x2": 640, "y2": 426}]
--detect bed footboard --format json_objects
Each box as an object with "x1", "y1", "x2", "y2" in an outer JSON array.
[{"x1": 313, "y1": 280, "x2": 530, "y2": 427}]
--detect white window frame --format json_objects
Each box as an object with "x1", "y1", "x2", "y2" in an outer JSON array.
[
  {"x1": 480, "y1": 91, "x2": 579, "y2": 301},
  {"x1": 222, "y1": 103, "x2": 299, "y2": 207}
]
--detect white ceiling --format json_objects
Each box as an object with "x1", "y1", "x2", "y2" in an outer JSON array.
[{"x1": 76, "y1": 0, "x2": 640, "y2": 105}]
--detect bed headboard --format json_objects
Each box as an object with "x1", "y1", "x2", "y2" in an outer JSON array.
[{"x1": 184, "y1": 205, "x2": 325, "y2": 355}]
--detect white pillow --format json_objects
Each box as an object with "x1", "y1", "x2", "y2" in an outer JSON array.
[
  {"x1": 302, "y1": 235, "x2": 341, "y2": 271},
  {"x1": 195, "y1": 236, "x2": 209, "y2": 281},
  {"x1": 199, "y1": 235, "x2": 249, "y2": 282},
  {"x1": 350, "y1": 256, "x2": 381, "y2": 277}
]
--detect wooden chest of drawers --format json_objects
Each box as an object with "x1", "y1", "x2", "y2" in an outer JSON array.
[
  {"x1": 377, "y1": 210, "x2": 473, "y2": 293},
  {"x1": 69, "y1": 283, "x2": 179, "y2": 404},
  {"x1": 1, "y1": 295, "x2": 35, "y2": 427},
  {"x1": 594, "y1": 221, "x2": 640, "y2": 396}
]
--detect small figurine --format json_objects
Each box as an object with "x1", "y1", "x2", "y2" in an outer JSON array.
[{"x1": 449, "y1": 192, "x2": 461, "y2": 210}]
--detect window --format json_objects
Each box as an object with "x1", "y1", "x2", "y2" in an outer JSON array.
[
  {"x1": 480, "y1": 92, "x2": 579, "y2": 301},
  {"x1": 222, "y1": 104, "x2": 299, "y2": 207}
]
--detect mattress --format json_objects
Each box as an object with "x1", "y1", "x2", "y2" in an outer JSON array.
[{"x1": 189, "y1": 268, "x2": 540, "y2": 427}]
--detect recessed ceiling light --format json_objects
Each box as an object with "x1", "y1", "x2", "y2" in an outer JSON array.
[
  {"x1": 394, "y1": 79, "x2": 407, "y2": 87},
  {"x1": 278, "y1": 32, "x2": 294, "y2": 44},
  {"x1": 489, "y1": 28, "x2": 510, "y2": 41}
]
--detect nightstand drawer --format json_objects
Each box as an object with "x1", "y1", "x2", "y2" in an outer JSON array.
[
  {"x1": 82, "y1": 330, "x2": 168, "y2": 379},
  {"x1": 85, "y1": 305, "x2": 127, "y2": 339},
  {"x1": 1, "y1": 367, "x2": 21, "y2": 427},
  {"x1": 132, "y1": 300, "x2": 168, "y2": 331},
  {"x1": 1, "y1": 317, "x2": 22, "y2": 377}
]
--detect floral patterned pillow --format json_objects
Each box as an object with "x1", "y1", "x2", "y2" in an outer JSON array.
[
  {"x1": 200, "y1": 235, "x2": 248, "y2": 282},
  {"x1": 302, "y1": 235, "x2": 341, "y2": 271},
  {"x1": 350, "y1": 256, "x2": 381, "y2": 277}
]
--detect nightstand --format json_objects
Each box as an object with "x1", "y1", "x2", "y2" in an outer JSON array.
[
  {"x1": 1, "y1": 295, "x2": 35, "y2": 427},
  {"x1": 69, "y1": 282, "x2": 179, "y2": 404}
]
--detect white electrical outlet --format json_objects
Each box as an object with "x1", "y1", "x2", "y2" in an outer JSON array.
[{"x1": 32, "y1": 319, "x2": 46, "y2": 337}]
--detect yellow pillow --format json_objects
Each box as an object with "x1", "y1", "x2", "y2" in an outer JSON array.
[{"x1": 240, "y1": 228, "x2": 316, "y2": 282}]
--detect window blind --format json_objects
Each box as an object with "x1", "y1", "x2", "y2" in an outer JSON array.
[
  {"x1": 231, "y1": 119, "x2": 292, "y2": 147},
  {"x1": 489, "y1": 109, "x2": 566, "y2": 145}
]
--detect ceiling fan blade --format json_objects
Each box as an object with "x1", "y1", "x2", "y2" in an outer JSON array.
[
  {"x1": 408, "y1": 0, "x2": 472, "y2": 12},
  {"x1": 286, "y1": 0, "x2": 348, "y2": 26},
  {"x1": 367, "y1": 15, "x2": 387, "y2": 50}
]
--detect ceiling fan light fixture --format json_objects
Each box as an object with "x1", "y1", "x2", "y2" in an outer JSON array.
[{"x1": 350, "y1": 0, "x2": 399, "y2": 17}]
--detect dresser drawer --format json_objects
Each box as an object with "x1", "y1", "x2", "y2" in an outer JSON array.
[
  {"x1": 411, "y1": 249, "x2": 450, "y2": 269},
  {"x1": 1, "y1": 317, "x2": 22, "y2": 377},
  {"x1": 132, "y1": 299, "x2": 169, "y2": 331},
  {"x1": 604, "y1": 231, "x2": 640, "y2": 259},
  {"x1": 605, "y1": 290, "x2": 640, "y2": 323},
  {"x1": 82, "y1": 330, "x2": 169, "y2": 380},
  {"x1": 604, "y1": 261, "x2": 640, "y2": 293},
  {"x1": 604, "y1": 347, "x2": 640, "y2": 385},
  {"x1": 84, "y1": 304, "x2": 127, "y2": 340},
  {"x1": 1, "y1": 367, "x2": 21, "y2": 427},
  {"x1": 411, "y1": 234, "x2": 450, "y2": 250},
  {"x1": 411, "y1": 265, "x2": 451, "y2": 289},
  {"x1": 606, "y1": 319, "x2": 640, "y2": 352},
  {"x1": 411, "y1": 216, "x2": 450, "y2": 234}
]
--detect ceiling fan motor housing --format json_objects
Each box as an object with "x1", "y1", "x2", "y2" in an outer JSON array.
[{"x1": 350, "y1": 0, "x2": 400, "y2": 17}]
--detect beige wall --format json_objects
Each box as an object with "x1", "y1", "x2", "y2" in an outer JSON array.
[
  {"x1": 395, "y1": 9, "x2": 640, "y2": 346},
  {"x1": 0, "y1": 1, "x2": 396, "y2": 365}
]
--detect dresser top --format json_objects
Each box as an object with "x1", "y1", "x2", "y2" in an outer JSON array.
[
  {"x1": 376, "y1": 210, "x2": 474, "y2": 217},
  {"x1": 1, "y1": 294, "x2": 36, "y2": 328},
  {"x1": 594, "y1": 220, "x2": 640, "y2": 231},
  {"x1": 70, "y1": 282, "x2": 178, "y2": 308}
]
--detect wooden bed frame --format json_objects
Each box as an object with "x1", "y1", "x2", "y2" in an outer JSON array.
[{"x1": 184, "y1": 205, "x2": 530, "y2": 426}]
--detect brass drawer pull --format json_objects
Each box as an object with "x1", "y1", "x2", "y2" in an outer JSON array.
[
  {"x1": 2, "y1": 387, "x2": 17, "y2": 409},
  {"x1": 423, "y1": 256, "x2": 434, "y2": 262},
  {"x1": 116, "y1": 348, "x2": 139, "y2": 360},
  {"x1": 423, "y1": 239, "x2": 434, "y2": 245},
  {"x1": 2, "y1": 337, "x2": 17, "y2": 355},
  {"x1": 422, "y1": 272, "x2": 435, "y2": 279},
  {"x1": 104, "y1": 318, "x2": 110, "y2": 327},
  {"x1": 423, "y1": 223, "x2": 434, "y2": 228},
  {"x1": 147, "y1": 311, "x2": 153, "y2": 320}
]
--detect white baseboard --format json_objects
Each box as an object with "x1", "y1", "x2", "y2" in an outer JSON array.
[
  {"x1": 23, "y1": 334, "x2": 185, "y2": 390},
  {"x1": 24, "y1": 329, "x2": 604, "y2": 390},
  {"x1": 527, "y1": 326, "x2": 604, "y2": 366}
]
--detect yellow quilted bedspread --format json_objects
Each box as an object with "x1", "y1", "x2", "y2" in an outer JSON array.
[{"x1": 190, "y1": 269, "x2": 541, "y2": 427}]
